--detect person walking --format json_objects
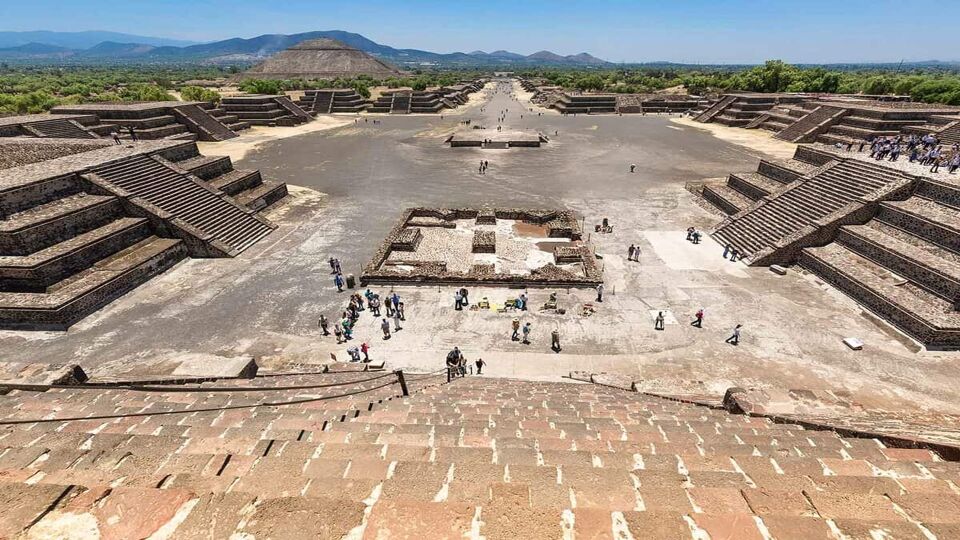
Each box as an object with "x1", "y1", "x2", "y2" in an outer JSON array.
[
  {"x1": 333, "y1": 324, "x2": 343, "y2": 344},
  {"x1": 393, "y1": 310, "x2": 402, "y2": 332},
  {"x1": 655, "y1": 311, "x2": 665, "y2": 331},
  {"x1": 692, "y1": 309, "x2": 704, "y2": 328},
  {"x1": 596, "y1": 283, "x2": 604, "y2": 303},
  {"x1": 381, "y1": 318, "x2": 391, "y2": 339},
  {"x1": 384, "y1": 296, "x2": 393, "y2": 317},
  {"x1": 522, "y1": 322, "x2": 532, "y2": 344},
  {"x1": 318, "y1": 314, "x2": 330, "y2": 336},
  {"x1": 475, "y1": 358, "x2": 485, "y2": 375},
  {"x1": 455, "y1": 290, "x2": 463, "y2": 310},
  {"x1": 361, "y1": 342, "x2": 370, "y2": 362},
  {"x1": 630, "y1": 164, "x2": 636, "y2": 173},
  {"x1": 725, "y1": 324, "x2": 742, "y2": 346},
  {"x1": 551, "y1": 329, "x2": 561, "y2": 352},
  {"x1": 398, "y1": 301, "x2": 406, "y2": 320},
  {"x1": 628, "y1": 244, "x2": 636, "y2": 262},
  {"x1": 334, "y1": 273, "x2": 344, "y2": 292},
  {"x1": 511, "y1": 318, "x2": 521, "y2": 341},
  {"x1": 632, "y1": 245, "x2": 640, "y2": 262}
]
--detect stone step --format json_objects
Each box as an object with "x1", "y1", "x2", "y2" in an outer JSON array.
[
  {"x1": 0, "y1": 194, "x2": 121, "y2": 255},
  {"x1": 0, "y1": 217, "x2": 151, "y2": 291},
  {"x1": 234, "y1": 181, "x2": 288, "y2": 212},
  {"x1": 800, "y1": 242, "x2": 960, "y2": 347},
  {"x1": 175, "y1": 155, "x2": 233, "y2": 181},
  {"x1": 840, "y1": 223, "x2": 960, "y2": 301},
  {"x1": 702, "y1": 184, "x2": 752, "y2": 215},
  {"x1": 878, "y1": 197, "x2": 960, "y2": 253},
  {"x1": 0, "y1": 236, "x2": 186, "y2": 329},
  {"x1": 208, "y1": 169, "x2": 262, "y2": 195},
  {"x1": 728, "y1": 172, "x2": 783, "y2": 200}
]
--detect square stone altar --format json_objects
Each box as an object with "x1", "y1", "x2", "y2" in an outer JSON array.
[{"x1": 362, "y1": 208, "x2": 601, "y2": 286}]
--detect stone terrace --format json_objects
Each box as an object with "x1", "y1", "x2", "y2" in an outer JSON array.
[
  {"x1": 52, "y1": 101, "x2": 247, "y2": 142},
  {"x1": 0, "y1": 375, "x2": 957, "y2": 538}
]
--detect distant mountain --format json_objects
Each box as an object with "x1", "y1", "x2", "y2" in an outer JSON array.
[
  {"x1": 0, "y1": 29, "x2": 611, "y2": 67},
  {"x1": 0, "y1": 30, "x2": 196, "y2": 49},
  {"x1": 0, "y1": 42, "x2": 74, "y2": 59}
]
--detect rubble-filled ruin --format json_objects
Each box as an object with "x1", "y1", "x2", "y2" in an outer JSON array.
[{"x1": 363, "y1": 208, "x2": 601, "y2": 286}]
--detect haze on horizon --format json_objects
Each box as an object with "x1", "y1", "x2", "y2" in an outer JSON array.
[{"x1": 2, "y1": 0, "x2": 958, "y2": 64}]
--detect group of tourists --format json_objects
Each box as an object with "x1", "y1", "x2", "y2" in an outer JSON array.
[
  {"x1": 478, "y1": 160, "x2": 490, "y2": 174},
  {"x1": 318, "y1": 283, "x2": 408, "y2": 365},
  {"x1": 721, "y1": 244, "x2": 743, "y2": 262},
  {"x1": 453, "y1": 288, "x2": 470, "y2": 310},
  {"x1": 627, "y1": 244, "x2": 642, "y2": 262},
  {"x1": 847, "y1": 134, "x2": 960, "y2": 174}
]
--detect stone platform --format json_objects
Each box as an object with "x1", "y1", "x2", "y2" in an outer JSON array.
[
  {"x1": 447, "y1": 128, "x2": 547, "y2": 148},
  {"x1": 362, "y1": 208, "x2": 599, "y2": 287}
]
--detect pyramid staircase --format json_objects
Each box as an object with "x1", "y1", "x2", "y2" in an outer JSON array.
[
  {"x1": 0, "y1": 374, "x2": 955, "y2": 538},
  {"x1": 712, "y1": 147, "x2": 915, "y2": 265},
  {"x1": 702, "y1": 158, "x2": 816, "y2": 216},
  {"x1": 220, "y1": 95, "x2": 312, "y2": 127},
  {"x1": 23, "y1": 119, "x2": 98, "y2": 139},
  {"x1": 774, "y1": 105, "x2": 849, "y2": 143},
  {"x1": 90, "y1": 155, "x2": 274, "y2": 255}
]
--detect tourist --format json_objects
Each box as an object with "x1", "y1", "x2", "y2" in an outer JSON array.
[
  {"x1": 692, "y1": 309, "x2": 704, "y2": 328},
  {"x1": 723, "y1": 244, "x2": 731, "y2": 259},
  {"x1": 347, "y1": 346, "x2": 361, "y2": 362},
  {"x1": 630, "y1": 164, "x2": 636, "y2": 173},
  {"x1": 725, "y1": 324, "x2": 742, "y2": 346},
  {"x1": 522, "y1": 322, "x2": 532, "y2": 344},
  {"x1": 381, "y1": 318, "x2": 391, "y2": 339},
  {"x1": 551, "y1": 329, "x2": 561, "y2": 352},
  {"x1": 112, "y1": 129, "x2": 121, "y2": 145},
  {"x1": 370, "y1": 295, "x2": 381, "y2": 316},
  {"x1": 655, "y1": 311, "x2": 665, "y2": 331},
  {"x1": 391, "y1": 292, "x2": 401, "y2": 313},
  {"x1": 455, "y1": 290, "x2": 463, "y2": 310},
  {"x1": 511, "y1": 318, "x2": 521, "y2": 341},
  {"x1": 334, "y1": 273, "x2": 344, "y2": 292},
  {"x1": 318, "y1": 315, "x2": 330, "y2": 336},
  {"x1": 949, "y1": 154, "x2": 960, "y2": 174},
  {"x1": 397, "y1": 301, "x2": 406, "y2": 320},
  {"x1": 460, "y1": 288, "x2": 469, "y2": 306},
  {"x1": 628, "y1": 244, "x2": 636, "y2": 261},
  {"x1": 393, "y1": 310, "x2": 402, "y2": 331},
  {"x1": 329, "y1": 257, "x2": 337, "y2": 273},
  {"x1": 475, "y1": 358, "x2": 485, "y2": 374},
  {"x1": 384, "y1": 296, "x2": 393, "y2": 317},
  {"x1": 692, "y1": 230, "x2": 701, "y2": 244},
  {"x1": 342, "y1": 318, "x2": 353, "y2": 340},
  {"x1": 596, "y1": 283, "x2": 604, "y2": 302},
  {"x1": 446, "y1": 347, "x2": 462, "y2": 375},
  {"x1": 127, "y1": 126, "x2": 137, "y2": 141},
  {"x1": 931, "y1": 156, "x2": 942, "y2": 173},
  {"x1": 686, "y1": 227, "x2": 695, "y2": 241},
  {"x1": 361, "y1": 342, "x2": 370, "y2": 362},
  {"x1": 729, "y1": 249, "x2": 739, "y2": 262},
  {"x1": 333, "y1": 324, "x2": 343, "y2": 344},
  {"x1": 632, "y1": 245, "x2": 641, "y2": 261},
  {"x1": 519, "y1": 293, "x2": 527, "y2": 311}
]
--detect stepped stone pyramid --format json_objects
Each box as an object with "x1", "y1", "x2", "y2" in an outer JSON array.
[
  {"x1": 0, "y1": 373, "x2": 956, "y2": 538},
  {"x1": 242, "y1": 38, "x2": 404, "y2": 80}
]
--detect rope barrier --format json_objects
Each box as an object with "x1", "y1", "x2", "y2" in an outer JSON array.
[
  {"x1": 32, "y1": 371, "x2": 398, "y2": 394},
  {"x1": 0, "y1": 379, "x2": 402, "y2": 426}
]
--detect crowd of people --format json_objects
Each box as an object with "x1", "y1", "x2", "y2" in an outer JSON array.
[{"x1": 841, "y1": 133, "x2": 960, "y2": 174}]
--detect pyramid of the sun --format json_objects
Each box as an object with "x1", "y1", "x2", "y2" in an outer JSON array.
[{"x1": 241, "y1": 38, "x2": 404, "y2": 80}]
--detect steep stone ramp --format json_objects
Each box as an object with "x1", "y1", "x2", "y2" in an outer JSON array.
[
  {"x1": 0, "y1": 375, "x2": 955, "y2": 538},
  {"x1": 90, "y1": 155, "x2": 273, "y2": 254},
  {"x1": 774, "y1": 105, "x2": 848, "y2": 143},
  {"x1": 693, "y1": 94, "x2": 736, "y2": 123},
  {"x1": 172, "y1": 104, "x2": 238, "y2": 141}
]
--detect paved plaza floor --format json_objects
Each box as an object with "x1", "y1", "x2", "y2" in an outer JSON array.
[{"x1": 3, "y1": 81, "x2": 959, "y2": 415}]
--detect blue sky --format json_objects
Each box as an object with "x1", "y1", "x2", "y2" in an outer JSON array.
[{"x1": 2, "y1": 0, "x2": 958, "y2": 63}]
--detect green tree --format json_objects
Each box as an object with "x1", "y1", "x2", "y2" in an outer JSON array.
[{"x1": 180, "y1": 85, "x2": 221, "y2": 103}]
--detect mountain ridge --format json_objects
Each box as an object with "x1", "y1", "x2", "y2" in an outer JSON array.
[{"x1": 0, "y1": 29, "x2": 612, "y2": 67}]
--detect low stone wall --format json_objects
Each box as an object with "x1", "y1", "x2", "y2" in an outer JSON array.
[{"x1": 390, "y1": 228, "x2": 422, "y2": 252}]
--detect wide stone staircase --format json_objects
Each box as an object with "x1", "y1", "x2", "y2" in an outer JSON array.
[
  {"x1": 169, "y1": 152, "x2": 288, "y2": 212},
  {"x1": 24, "y1": 118, "x2": 98, "y2": 139},
  {"x1": 702, "y1": 158, "x2": 817, "y2": 216},
  {"x1": 712, "y1": 148, "x2": 914, "y2": 265},
  {"x1": 390, "y1": 93, "x2": 412, "y2": 114},
  {"x1": 799, "y1": 176, "x2": 960, "y2": 348},
  {"x1": 90, "y1": 155, "x2": 274, "y2": 254},
  {"x1": 172, "y1": 104, "x2": 239, "y2": 141},
  {"x1": 774, "y1": 105, "x2": 849, "y2": 143},
  {"x1": 221, "y1": 95, "x2": 312, "y2": 127},
  {"x1": 0, "y1": 171, "x2": 186, "y2": 329},
  {"x1": 693, "y1": 95, "x2": 737, "y2": 123},
  {"x1": 0, "y1": 374, "x2": 956, "y2": 538}
]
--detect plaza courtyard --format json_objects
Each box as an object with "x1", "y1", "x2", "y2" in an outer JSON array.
[{"x1": 1, "y1": 80, "x2": 958, "y2": 417}]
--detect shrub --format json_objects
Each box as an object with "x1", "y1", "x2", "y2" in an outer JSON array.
[{"x1": 180, "y1": 85, "x2": 221, "y2": 103}]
